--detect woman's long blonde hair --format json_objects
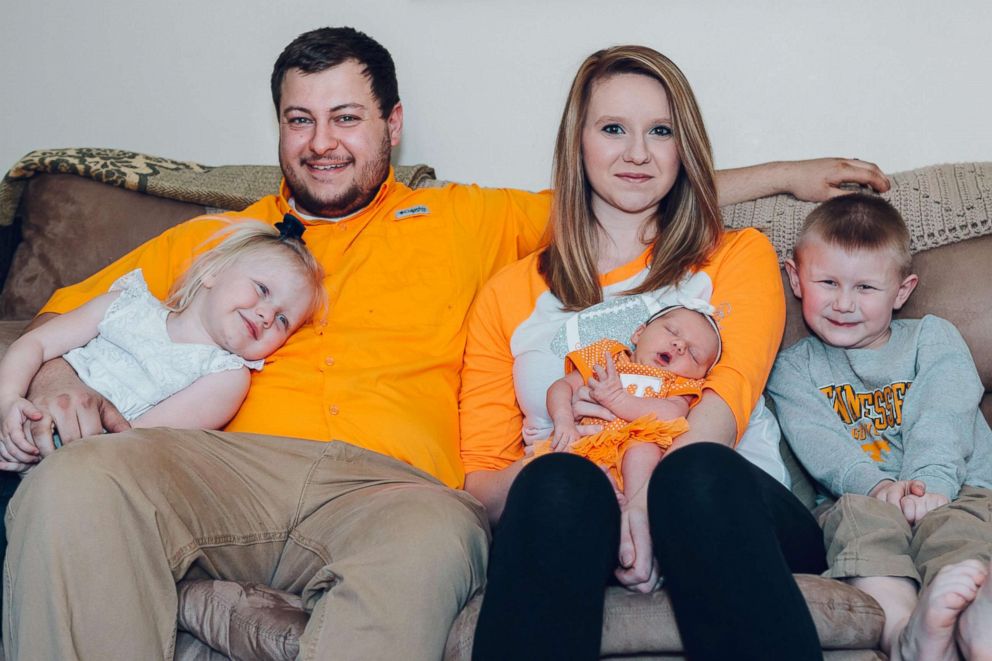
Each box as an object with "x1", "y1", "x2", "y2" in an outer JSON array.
[{"x1": 539, "y1": 45, "x2": 722, "y2": 310}]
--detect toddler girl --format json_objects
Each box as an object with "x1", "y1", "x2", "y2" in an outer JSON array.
[
  {"x1": 0, "y1": 216, "x2": 324, "y2": 470},
  {"x1": 537, "y1": 302, "x2": 721, "y2": 498}
]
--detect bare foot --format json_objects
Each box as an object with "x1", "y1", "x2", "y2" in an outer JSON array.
[
  {"x1": 899, "y1": 560, "x2": 986, "y2": 661},
  {"x1": 958, "y1": 559, "x2": 992, "y2": 660}
]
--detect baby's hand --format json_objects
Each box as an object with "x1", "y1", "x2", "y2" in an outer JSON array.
[
  {"x1": 588, "y1": 353, "x2": 625, "y2": 408},
  {"x1": 0, "y1": 397, "x2": 43, "y2": 469},
  {"x1": 551, "y1": 423, "x2": 581, "y2": 452},
  {"x1": 900, "y1": 492, "x2": 949, "y2": 525}
]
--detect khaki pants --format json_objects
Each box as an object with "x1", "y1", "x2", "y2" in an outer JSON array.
[
  {"x1": 3, "y1": 429, "x2": 490, "y2": 661},
  {"x1": 818, "y1": 486, "x2": 992, "y2": 588}
]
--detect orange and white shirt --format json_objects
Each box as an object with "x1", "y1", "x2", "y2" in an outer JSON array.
[
  {"x1": 459, "y1": 228, "x2": 790, "y2": 482},
  {"x1": 41, "y1": 170, "x2": 550, "y2": 488}
]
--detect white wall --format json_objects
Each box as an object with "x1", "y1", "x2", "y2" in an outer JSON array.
[{"x1": 2, "y1": 0, "x2": 990, "y2": 192}]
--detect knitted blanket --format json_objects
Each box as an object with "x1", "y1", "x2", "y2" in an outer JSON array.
[
  {"x1": 2, "y1": 148, "x2": 989, "y2": 261},
  {"x1": 0, "y1": 147, "x2": 438, "y2": 226},
  {"x1": 722, "y1": 162, "x2": 992, "y2": 261}
]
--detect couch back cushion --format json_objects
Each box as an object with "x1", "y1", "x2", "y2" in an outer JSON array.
[{"x1": 0, "y1": 175, "x2": 206, "y2": 319}]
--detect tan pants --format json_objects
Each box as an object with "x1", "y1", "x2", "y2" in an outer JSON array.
[
  {"x1": 818, "y1": 486, "x2": 992, "y2": 588},
  {"x1": 3, "y1": 429, "x2": 490, "y2": 660}
]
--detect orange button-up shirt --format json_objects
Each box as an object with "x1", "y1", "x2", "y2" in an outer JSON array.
[{"x1": 41, "y1": 170, "x2": 550, "y2": 487}]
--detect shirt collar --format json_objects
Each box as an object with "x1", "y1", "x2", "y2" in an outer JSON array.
[{"x1": 277, "y1": 166, "x2": 395, "y2": 224}]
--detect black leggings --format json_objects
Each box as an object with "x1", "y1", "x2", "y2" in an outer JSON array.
[{"x1": 472, "y1": 444, "x2": 827, "y2": 661}]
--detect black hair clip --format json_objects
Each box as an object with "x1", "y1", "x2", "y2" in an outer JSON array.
[{"x1": 275, "y1": 214, "x2": 307, "y2": 244}]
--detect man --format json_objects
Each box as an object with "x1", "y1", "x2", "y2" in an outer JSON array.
[{"x1": 4, "y1": 27, "x2": 888, "y2": 660}]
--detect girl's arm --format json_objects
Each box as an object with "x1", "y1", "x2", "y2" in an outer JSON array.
[
  {"x1": 132, "y1": 368, "x2": 251, "y2": 431},
  {"x1": 0, "y1": 293, "x2": 118, "y2": 460},
  {"x1": 0, "y1": 292, "x2": 118, "y2": 402}
]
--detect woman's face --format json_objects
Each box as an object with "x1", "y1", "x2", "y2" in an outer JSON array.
[{"x1": 581, "y1": 73, "x2": 681, "y2": 225}]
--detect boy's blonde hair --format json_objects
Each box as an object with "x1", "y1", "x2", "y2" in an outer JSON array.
[
  {"x1": 795, "y1": 193, "x2": 912, "y2": 277},
  {"x1": 166, "y1": 220, "x2": 326, "y2": 323}
]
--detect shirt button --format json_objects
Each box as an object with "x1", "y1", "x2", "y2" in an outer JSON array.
[
  {"x1": 324, "y1": 356, "x2": 335, "y2": 366},
  {"x1": 329, "y1": 405, "x2": 339, "y2": 415}
]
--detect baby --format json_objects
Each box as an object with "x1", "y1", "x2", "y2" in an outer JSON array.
[
  {"x1": 0, "y1": 216, "x2": 325, "y2": 469},
  {"x1": 539, "y1": 302, "x2": 721, "y2": 500}
]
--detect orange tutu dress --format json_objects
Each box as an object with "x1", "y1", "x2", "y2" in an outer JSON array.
[{"x1": 531, "y1": 339, "x2": 703, "y2": 490}]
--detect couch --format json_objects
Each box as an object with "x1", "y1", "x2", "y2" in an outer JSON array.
[{"x1": 1, "y1": 149, "x2": 990, "y2": 660}]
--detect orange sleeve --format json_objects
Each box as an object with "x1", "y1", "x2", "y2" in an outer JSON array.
[
  {"x1": 459, "y1": 256, "x2": 544, "y2": 473},
  {"x1": 564, "y1": 339, "x2": 629, "y2": 383},
  {"x1": 701, "y1": 229, "x2": 785, "y2": 441}
]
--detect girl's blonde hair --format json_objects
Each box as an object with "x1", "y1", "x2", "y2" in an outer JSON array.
[
  {"x1": 166, "y1": 220, "x2": 326, "y2": 323},
  {"x1": 539, "y1": 45, "x2": 722, "y2": 311}
]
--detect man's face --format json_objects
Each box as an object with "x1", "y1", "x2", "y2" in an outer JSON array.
[{"x1": 278, "y1": 61, "x2": 403, "y2": 218}]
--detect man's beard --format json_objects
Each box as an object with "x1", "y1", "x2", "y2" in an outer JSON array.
[{"x1": 281, "y1": 134, "x2": 391, "y2": 219}]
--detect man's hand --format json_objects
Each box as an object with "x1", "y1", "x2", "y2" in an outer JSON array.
[
  {"x1": 25, "y1": 358, "x2": 130, "y2": 455},
  {"x1": 614, "y1": 487, "x2": 659, "y2": 593},
  {"x1": 780, "y1": 158, "x2": 890, "y2": 202},
  {"x1": 900, "y1": 492, "x2": 949, "y2": 525}
]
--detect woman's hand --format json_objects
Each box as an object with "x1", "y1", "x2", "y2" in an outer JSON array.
[{"x1": 615, "y1": 486, "x2": 660, "y2": 592}]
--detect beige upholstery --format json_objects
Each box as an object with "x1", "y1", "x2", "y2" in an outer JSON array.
[{"x1": 3, "y1": 161, "x2": 989, "y2": 660}]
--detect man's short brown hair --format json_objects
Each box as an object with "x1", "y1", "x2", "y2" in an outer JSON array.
[{"x1": 794, "y1": 193, "x2": 912, "y2": 277}]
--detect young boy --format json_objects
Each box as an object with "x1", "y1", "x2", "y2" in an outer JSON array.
[{"x1": 767, "y1": 193, "x2": 992, "y2": 661}]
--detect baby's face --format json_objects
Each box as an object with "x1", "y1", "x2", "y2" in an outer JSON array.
[{"x1": 630, "y1": 308, "x2": 719, "y2": 379}]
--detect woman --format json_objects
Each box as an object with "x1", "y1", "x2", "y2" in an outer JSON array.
[{"x1": 460, "y1": 46, "x2": 828, "y2": 660}]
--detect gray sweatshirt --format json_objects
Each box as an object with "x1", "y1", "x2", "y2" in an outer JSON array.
[{"x1": 767, "y1": 315, "x2": 992, "y2": 500}]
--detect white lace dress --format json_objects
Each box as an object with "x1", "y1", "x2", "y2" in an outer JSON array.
[{"x1": 63, "y1": 269, "x2": 263, "y2": 421}]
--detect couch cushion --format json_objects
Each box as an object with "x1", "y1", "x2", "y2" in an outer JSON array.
[
  {"x1": 0, "y1": 175, "x2": 206, "y2": 319},
  {"x1": 174, "y1": 573, "x2": 881, "y2": 661},
  {"x1": 444, "y1": 575, "x2": 882, "y2": 659}
]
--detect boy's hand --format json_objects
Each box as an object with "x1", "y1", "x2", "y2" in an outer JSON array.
[
  {"x1": 869, "y1": 479, "x2": 926, "y2": 509},
  {"x1": 588, "y1": 353, "x2": 626, "y2": 409},
  {"x1": 0, "y1": 397, "x2": 44, "y2": 467},
  {"x1": 550, "y1": 422, "x2": 581, "y2": 452},
  {"x1": 900, "y1": 492, "x2": 949, "y2": 525}
]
